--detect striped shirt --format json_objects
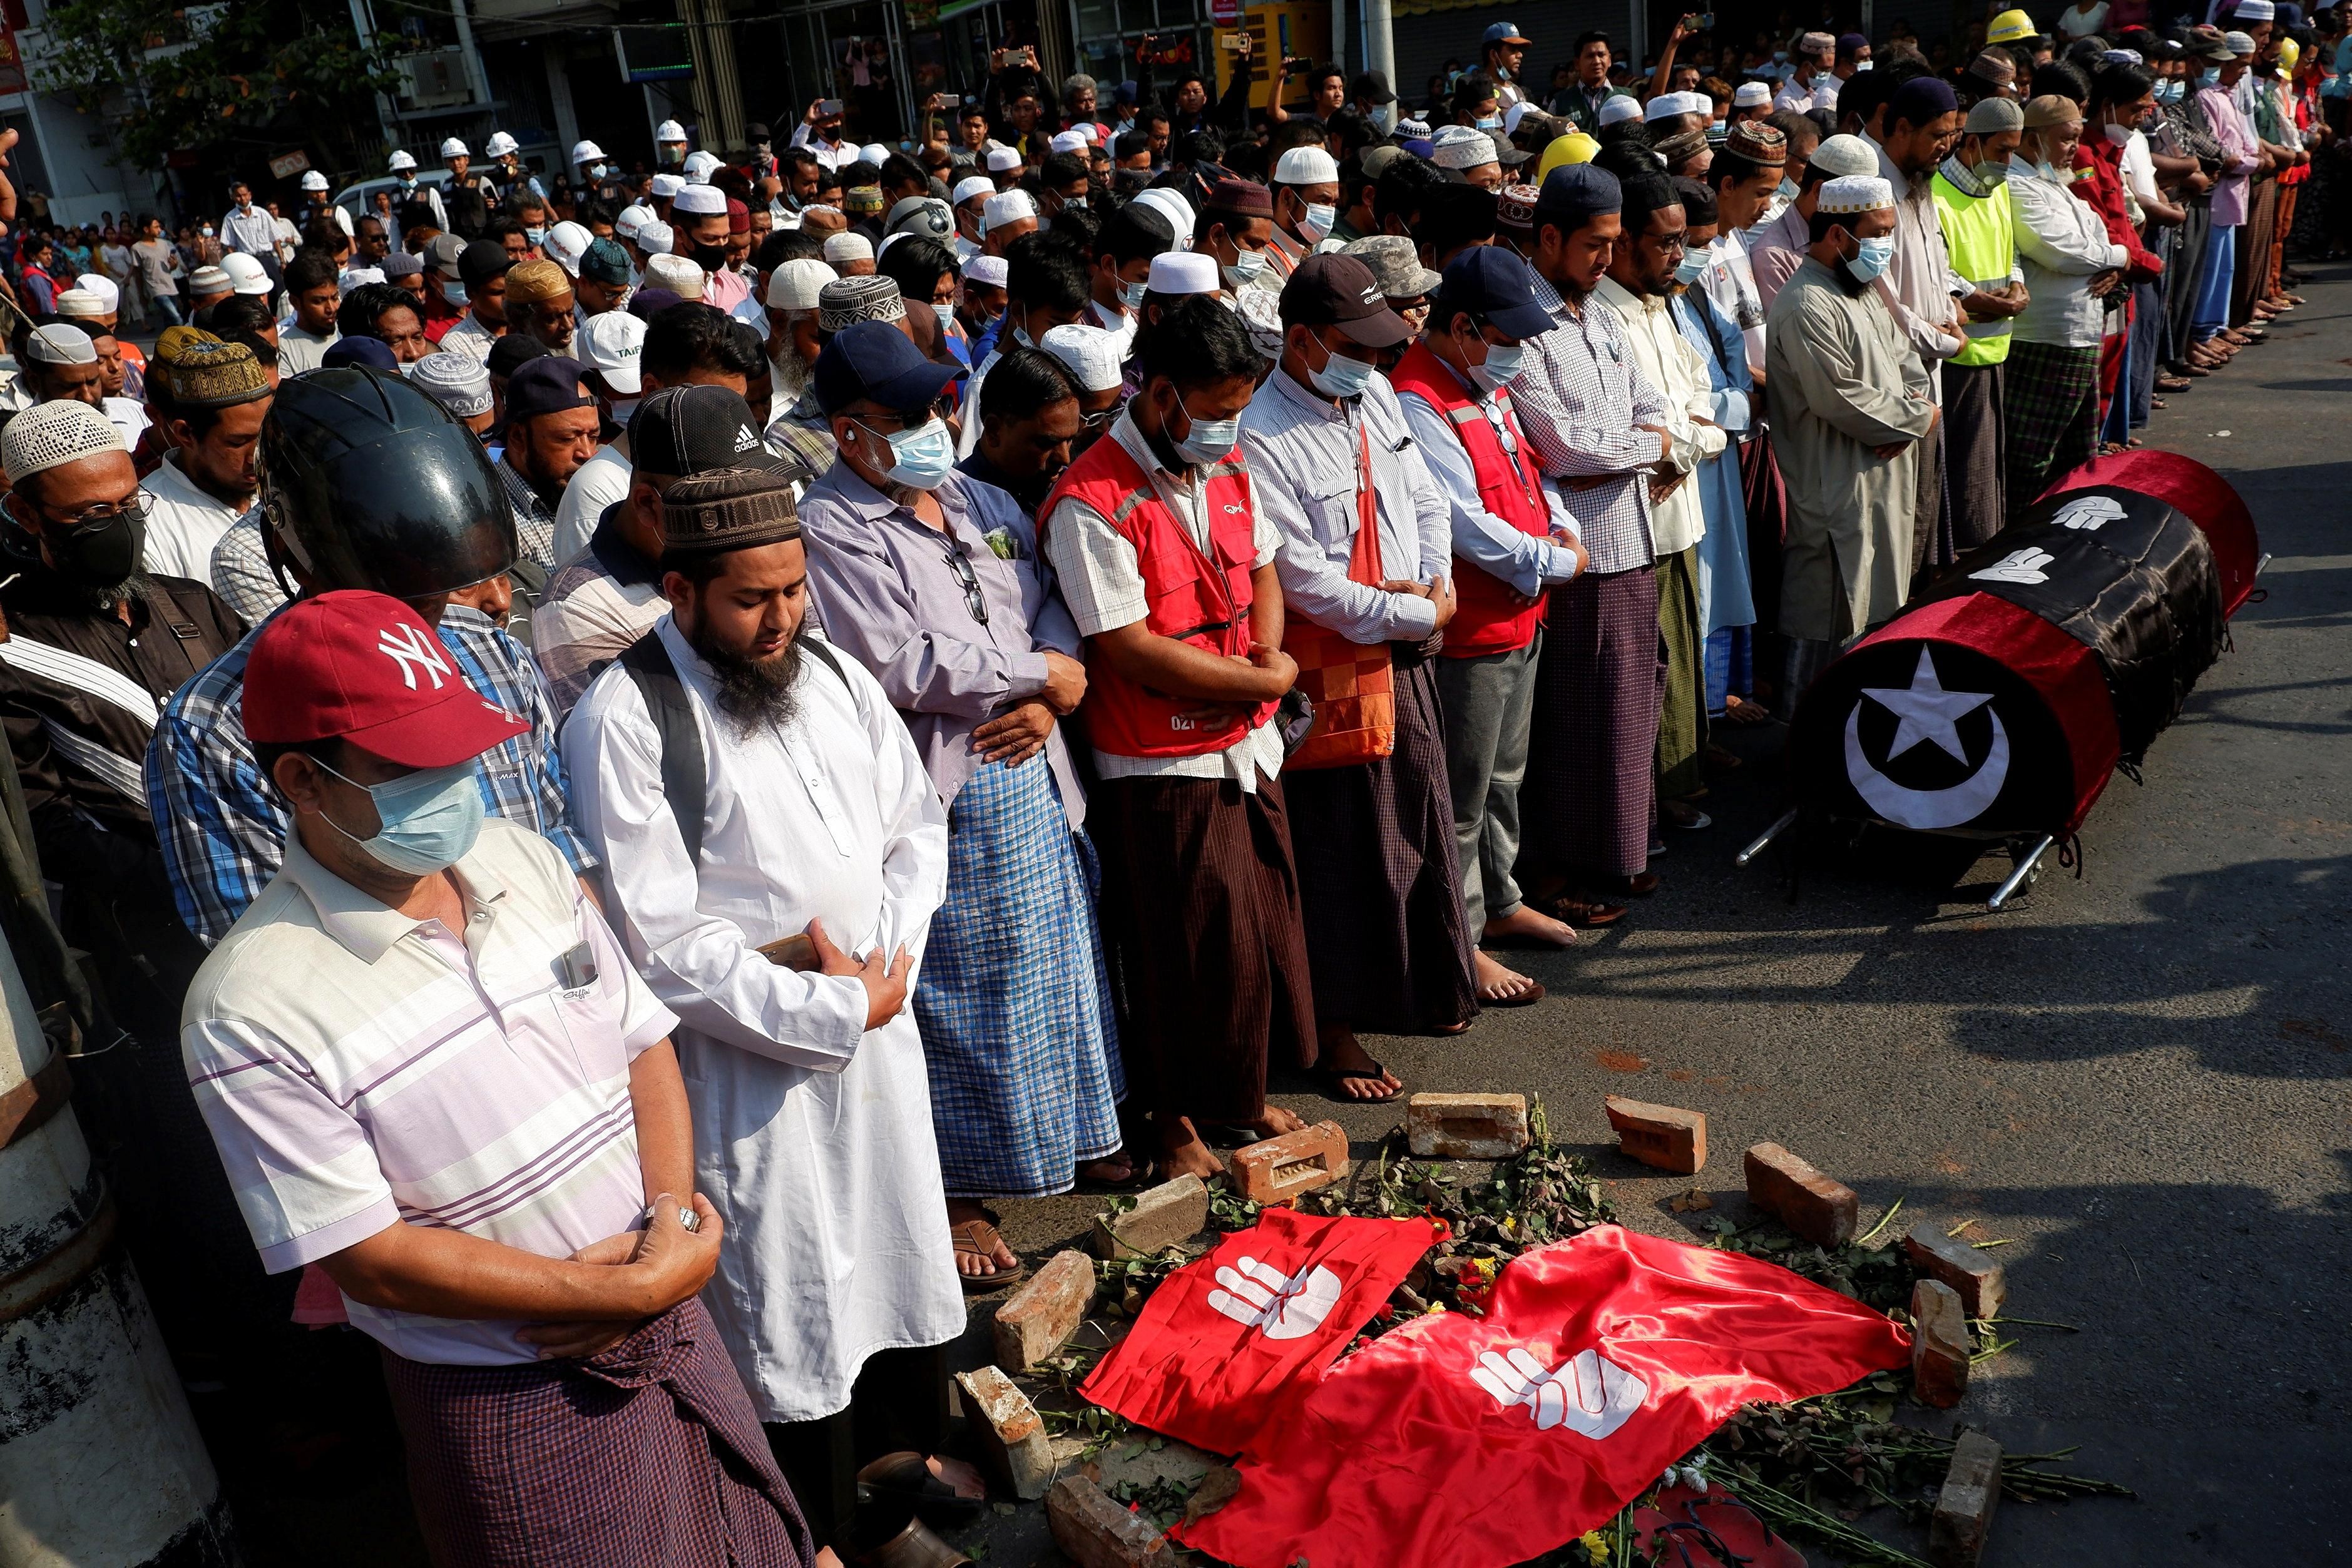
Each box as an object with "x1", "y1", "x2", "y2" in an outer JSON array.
[
  {"x1": 146, "y1": 603, "x2": 596, "y2": 948},
  {"x1": 183, "y1": 818, "x2": 676, "y2": 1366},
  {"x1": 1510, "y1": 270, "x2": 1672, "y2": 576}
]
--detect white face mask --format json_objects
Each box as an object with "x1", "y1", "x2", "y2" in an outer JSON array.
[
  {"x1": 1301, "y1": 202, "x2": 1337, "y2": 242},
  {"x1": 1222, "y1": 246, "x2": 1267, "y2": 287}
]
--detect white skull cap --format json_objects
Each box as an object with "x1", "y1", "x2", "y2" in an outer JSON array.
[
  {"x1": 822, "y1": 231, "x2": 874, "y2": 263},
  {"x1": 3, "y1": 397, "x2": 123, "y2": 483},
  {"x1": 672, "y1": 182, "x2": 729, "y2": 216},
  {"x1": 766, "y1": 257, "x2": 838, "y2": 310},
  {"x1": 857, "y1": 143, "x2": 892, "y2": 168},
  {"x1": 961, "y1": 254, "x2": 1010, "y2": 286},
  {"x1": 69, "y1": 275, "x2": 120, "y2": 311},
  {"x1": 1816, "y1": 173, "x2": 1894, "y2": 214},
  {"x1": 1598, "y1": 95, "x2": 1643, "y2": 127},
  {"x1": 982, "y1": 189, "x2": 1038, "y2": 233},
  {"x1": 986, "y1": 146, "x2": 1023, "y2": 172},
  {"x1": 1049, "y1": 130, "x2": 1090, "y2": 154},
  {"x1": 1147, "y1": 250, "x2": 1219, "y2": 295},
  {"x1": 952, "y1": 175, "x2": 996, "y2": 206},
  {"x1": 638, "y1": 220, "x2": 675, "y2": 255},
  {"x1": 650, "y1": 173, "x2": 687, "y2": 199},
  {"x1": 1274, "y1": 146, "x2": 1340, "y2": 185},
  {"x1": 1039, "y1": 323, "x2": 1124, "y2": 392},
  {"x1": 644, "y1": 252, "x2": 705, "y2": 298}
]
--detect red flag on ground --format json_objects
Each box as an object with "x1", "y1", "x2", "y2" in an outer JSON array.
[
  {"x1": 1081, "y1": 1206, "x2": 1446, "y2": 1456},
  {"x1": 1179, "y1": 1225, "x2": 1910, "y2": 1568}
]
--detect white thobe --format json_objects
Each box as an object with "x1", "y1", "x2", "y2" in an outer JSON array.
[
  {"x1": 1593, "y1": 277, "x2": 1725, "y2": 559},
  {"x1": 561, "y1": 614, "x2": 961, "y2": 1424}
]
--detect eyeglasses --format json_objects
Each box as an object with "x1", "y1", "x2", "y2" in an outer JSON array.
[
  {"x1": 943, "y1": 541, "x2": 990, "y2": 624},
  {"x1": 1080, "y1": 405, "x2": 1120, "y2": 431},
  {"x1": 46, "y1": 489, "x2": 153, "y2": 532}
]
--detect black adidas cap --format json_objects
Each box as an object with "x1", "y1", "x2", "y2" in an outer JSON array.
[{"x1": 625, "y1": 383, "x2": 789, "y2": 481}]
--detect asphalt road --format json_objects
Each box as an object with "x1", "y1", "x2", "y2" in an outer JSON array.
[
  {"x1": 985, "y1": 265, "x2": 2352, "y2": 1566},
  {"x1": 210, "y1": 271, "x2": 2352, "y2": 1567}
]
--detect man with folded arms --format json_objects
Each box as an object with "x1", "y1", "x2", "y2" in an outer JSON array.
[{"x1": 183, "y1": 589, "x2": 811, "y2": 1567}]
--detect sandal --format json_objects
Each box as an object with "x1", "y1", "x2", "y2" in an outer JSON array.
[
  {"x1": 1531, "y1": 891, "x2": 1629, "y2": 927},
  {"x1": 856, "y1": 1450, "x2": 987, "y2": 1529},
  {"x1": 948, "y1": 1214, "x2": 1027, "y2": 1293},
  {"x1": 1313, "y1": 1057, "x2": 1406, "y2": 1103},
  {"x1": 1477, "y1": 976, "x2": 1547, "y2": 1009}
]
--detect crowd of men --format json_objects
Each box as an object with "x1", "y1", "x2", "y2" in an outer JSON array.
[{"x1": 0, "y1": 3, "x2": 2333, "y2": 1562}]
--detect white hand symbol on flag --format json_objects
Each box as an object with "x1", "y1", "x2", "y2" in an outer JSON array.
[
  {"x1": 1970, "y1": 547, "x2": 2056, "y2": 585},
  {"x1": 1206, "y1": 1256, "x2": 1345, "y2": 1341},
  {"x1": 1469, "y1": 1347, "x2": 1649, "y2": 1440},
  {"x1": 2050, "y1": 496, "x2": 2127, "y2": 532}
]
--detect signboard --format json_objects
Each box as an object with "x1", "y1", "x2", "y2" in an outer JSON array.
[
  {"x1": 267, "y1": 150, "x2": 312, "y2": 180},
  {"x1": 0, "y1": 16, "x2": 24, "y2": 96},
  {"x1": 1211, "y1": 0, "x2": 1240, "y2": 24}
]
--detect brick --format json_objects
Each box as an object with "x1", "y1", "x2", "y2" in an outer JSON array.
[
  {"x1": 1909, "y1": 1279, "x2": 1973, "y2": 1410},
  {"x1": 1742, "y1": 1142, "x2": 1858, "y2": 1247},
  {"x1": 1905, "y1": 1222, "x2": 2008, "y2": 1320},
  {"x1": 993, "y1": 1250, "x2": 1097, "y2": 1373},
  {"x1": 1603, "y1": 1096, "x2": 1707, "y2": 1174},
  {"x1": 1406, "y1": 1092, "x2": 1530, "y2": 1159},
  {"x1": 954, "y1": 1365, "x2": 1056, "y2": 1501},
  {"x1": 1928, "y1": 1430, "x2": 2003, "y2": 1567},
  {"x1": 1229, "y1": 1120, "x2": 1351, "y2": 1204},
  {"x1": 1048, "y1": 1474, "x2": 1173, "y2": 1568},
  {"x1": 1091, "y1": 1175, "x2": 1210, "y2": 1260}
]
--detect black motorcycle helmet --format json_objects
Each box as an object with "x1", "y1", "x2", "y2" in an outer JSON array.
[{"x1": 257, "y1": 368, "x2": 516, "y2": 601}]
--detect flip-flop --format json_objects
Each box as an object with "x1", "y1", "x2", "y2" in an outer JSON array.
[
  {"x1": 1478, "y1": 977, "x2": 1547, "y2": 1008},
  {"x1": 1312, "y1": 1058, "x2": 1405, "y2": 1103},
  {"x1": 949, "y1": 1216, "x2": 1026, "y2": 1293}
]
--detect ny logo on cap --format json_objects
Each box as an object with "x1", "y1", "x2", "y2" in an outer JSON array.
[{"x1": 379, "y1": 623, "x2": 453, "y2": 691}]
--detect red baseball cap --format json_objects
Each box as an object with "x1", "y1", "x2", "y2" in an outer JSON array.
[{"x1": 244, "y1": 591, "x2": 529, "y2": 768}]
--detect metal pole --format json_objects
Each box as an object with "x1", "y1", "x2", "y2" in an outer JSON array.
[
  {"x1": 449, "y1": 0, "x2": 492, "y2": 108},
  {"x1": 1363, "y1": 0, "x2": 1392, "y2": 97},
  {"x1": 1986, "y1": 833, "x2": 2054, "y2": 913},
  {"x1": 346, "y1": 0, "x2": 394, "y2": 149},
  {"x1": 1736, "y1": 807, "x2": 1799, "y2": 868}
]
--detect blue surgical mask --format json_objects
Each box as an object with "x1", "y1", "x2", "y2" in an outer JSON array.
[
  {"x1": 866, "y1": 417, "x2": 956, "y2": 489},
  {"x1": 442, "y1": 278, "x2": 469, "y2": 305},
  {"x1": 1173, "y1": 390, "x2": 1239, "y2": 467},
  {"x1": 1470, "y1": 339, "x2": 1526, "y2": 393},
  {"x1": 1674, "y1": 252, "x2": 1709, "y2": 285},
  {"x1": 1122, "y1": 278, "x2": 1148, "y2": 310},
  {"x1": 1847, "y1": 234, "x2": 1896, "y2": 282},
  {"x1": 317, "y1": 759, "x2": 486, "y2": 876},
  {"x1": 1476, "y1": 115, "x2": 1503, "y2": 130},
  {"x1": 1222, "y1": 246, "x2": 1267, "y2": 287},
  {"x1": 1371, "y1": 104, "x2": 1397, "y2": 132},
  {"x1": 526, "y1": 225, "x2": 546, "y2": 246},
  {"x1": 1302, "y1": 202, "x2": 1337, "y2": 242},
  {"x1": 1306, "y1": 335, "x2": 1378, "y2": 399},
  {"x1": 2200, "y1": 67, "x2": 2221, "y2": 88},
  {"x1": 1775, "y1": 176, "x2": 1799, "y2": 201}
]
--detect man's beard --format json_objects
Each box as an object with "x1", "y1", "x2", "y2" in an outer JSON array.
[
  {"x1": 690, "y1": 616, "x2": 805, "y2": 738},
  {"x1": 71, "y1": 568, "x2": 148, "y2": 615},
  {"x1": 774, "y1": 347, "x2": 814, "y2": 406}
]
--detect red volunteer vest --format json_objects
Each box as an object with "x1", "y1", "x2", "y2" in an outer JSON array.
[
  {"x1": 1387, "y1": 341, "x2": 1553, "y2": 657},
  {"x1": 1040, "y1": 435, "x2": 1275, "y2": 758}
]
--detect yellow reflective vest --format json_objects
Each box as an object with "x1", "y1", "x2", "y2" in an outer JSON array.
[{"x1": 1930, "y1": 170, "x2": 2018, "y2": 368}]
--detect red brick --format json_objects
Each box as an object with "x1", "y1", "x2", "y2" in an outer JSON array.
[
  {"x1": 1928, "y1": 1430, "x2": 2003, "y2": 1567},
  {"x1": 1406, "y1": 1092, "x2": 1530, "y2": 1159},
  {"x1": 1742, "y1": 1141, "x2": 1858, "y2": 1246},
  {"x1": 1229, "y1": 1120, "x2": 1351, "y2": 1203},
  {"x1": 1909, "y1": 1278, "x2": 1973, "y2": 1410},
  {"x1": 1905, "y1": 1223, "x2": 2008, "y2": 1319},
  {"x1": 1603, "y1": 1096, "x2": 1707, "y2": 1174},
  {"x1": 1048, "y1": 1474, "x2": 1173, "y2": 1567},
  {"x1": 992, "y1": 1249, "x2": 1096, "y2": 1373},
  {"x1": 954, "y1": 1365, "x2": 1055, "y2": 1500}
]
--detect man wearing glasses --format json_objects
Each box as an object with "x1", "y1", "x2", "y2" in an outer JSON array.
[
  {"x1": 0, "y1": 399, "x2": 246, "y2": 1347},
  {"x1": 795, "y1": 323, "x2": 1123, "y2": 1291}
]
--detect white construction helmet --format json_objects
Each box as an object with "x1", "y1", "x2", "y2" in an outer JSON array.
[
  {"x1": 484, "y1": 130, "x2": 519, "y2": 158},
  {"x1": 439, "y1": 136, "x2": 469, "y2": 159},
  {"x1": 655, "y1": 118, "x2": 688, "y2": 143},
  {"x1": 387, "y1": 149, "x2": 418, "y2": 172},
  {"x1": 571, "y1": 139, "x2": 607, "y2": 167},
  {"x1": 300, "y1": 170, "x2": 329, "y2": 192}
]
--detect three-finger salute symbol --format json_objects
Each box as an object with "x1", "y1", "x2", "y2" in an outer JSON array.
[
  {"x1": 1206, "y1": 1256, "x2": 1344, "y2": 1340},
  {"x1": 1468, "y1": 1346, "x2": 1649, "y2": 1440},
  {"x1": 1969, "y1": 547, "x2": 2056, "y2": 585}
]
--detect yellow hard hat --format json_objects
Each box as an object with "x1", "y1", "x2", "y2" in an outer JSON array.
[
  {"x1": 1986, "y1": 8, "x2": 2037, "y2": 43},
  {"x1": 2278, "y1": 35, "x2": 2301, "y2": 73},
  {"x1": 1538, "y1": 131, "x2": 1601, "y2": 180}
]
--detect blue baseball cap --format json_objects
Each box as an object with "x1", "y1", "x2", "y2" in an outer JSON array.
[
  {"x1": 1483, "y1": 19, "x2": 1532, "y2": 44},
  {"x1": 321, "y1": 335, "x2": 399, "y2": 372},
  {"x1": 1434, "y1": 247, "x2": 1555, "y2": 341},
  {"x1": 814, "y1": 320, "x2": 961, "y2": 416}
]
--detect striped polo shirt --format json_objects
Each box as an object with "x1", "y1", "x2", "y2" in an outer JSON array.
[{"x1": 182, "y1": 817, "x2": 676, "y2": 1366}]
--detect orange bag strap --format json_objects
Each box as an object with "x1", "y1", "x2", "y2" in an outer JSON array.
[{"x1": 1350, "y1": 422, "x2": 1381, "y2": 588}]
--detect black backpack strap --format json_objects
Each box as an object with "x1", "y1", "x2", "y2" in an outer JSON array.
[
  {"x1": 800, "y1": 634, "x2": 850, "y2": 689},
  {"x1": 616, "y1": 631, "x2": 708, "y2": 865}
]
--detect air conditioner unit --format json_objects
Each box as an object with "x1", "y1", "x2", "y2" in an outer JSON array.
[{"x1": 399, "y1": 48, "x2": 473, "y2": 109}]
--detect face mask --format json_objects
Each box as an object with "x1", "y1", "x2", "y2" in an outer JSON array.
[
  {"x1": 1775, "y1": 176, "x2": 1799, "y2": 201},
  {"x1": 1476, "y1": 115, "x2": 1503, "y2": 130},
  {"x1": 1846, "y1": 234, "x2": 1896, "y2": 283},
  {"x1": 1854, "y1": 58, "x2": 1874, "y2": 71},
  {"x1": 2105, "y1": 121, "x2": 2133, "y2": 146},
  {"x1": 1301, "y1": 202, "x2": 1337, "y2": 242},
  {"x1": 590, "y1": 163, "x2": 610, "y2": 179},
  {"x1": 526, "y1": 226, "x2": 546, "y2": 246},
  {"x1": 1222, "y1": 246, "x2": 1267, "y2": 287},
  {"x1": 1371, "y1": 104, "x2": 1396, "y2": 132},
  {"x1": 1973, "y1": 159, "x2": 2009, "y2": 184},
  {"x1": 2037, "y1": 159, "x2": 2061, "y2": 181},
  {"x1": 608, "y1": 397, "x2": 639, "y2": 424},
  {"x1": 869, "y1": 418, "x2": 956, "y2": 489},
  {"x1": 1172, "y1": 390, "x2": 1239, "y2": 466},
  {"x1": 46, "y1": 507, "x2": 145, "y2": 586},
  {"x1": 2200, "y1": 68, "x2": 2221, "y2": 88},
  {"x1": 316, "y1": 759, "x2": 486, "y2": 877},
  {"x1": 442, "y1": 278, "x2": 469, "y2": 305},
  {"x1": 1122, "y1": 278, "x2": 1148, "y2": 310},
  {"x1": 1063, "y1": 195, "x2": 1088, "y2": 211},
  {"x1": 1469, "y1": 339, "x2": 1525, "y2": 394},
  {"x1": 1305, "y1": 334, "x2": 1378, "y2": 399},
  {"x1": 692, "y1": 242, "x2": 730, "y2": 272},
  {"x1": 1674, "y1": 252, "x2": 1709, "y2": 285},
  {"x1": 200, "y1": 225, "x2": 215, "y2": 237}
]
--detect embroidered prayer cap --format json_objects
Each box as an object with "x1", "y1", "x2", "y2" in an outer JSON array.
[
  {"x1": 728, "y1": 198, "x2": 752, "y2": 235},
  {"x1": 51, "y1": 290, "x2": 103, "y2": 318},
  {"x1": 767, "y1": 257, "x2": 838, "y2": 311},
  {"x1": 2234, "y1": 0, "x2": 2276, "y2": 19},
  {"x1": 1395, "y1": 117, "x2": 1433, "y2": 140},
  {"x1": 1598, "y1": 95, "x2": 1644, "y2": 127},
  {"x1": 2022, "y1": 94, "x2": 2084, "y2": 128},
  {"x1": 1724, "y1": 120, "x2": 1788, "y2": 165},
  {"x1": 1274, "y1": 145, "x2": 1341, "y2": 185},
  {"x1": 158, "y1": 336, "x2": 270, "y2": 408},
  {"x1": 983, "y1": 188, "x2": 1038, "y2": 233},
  {"x1": 651, "y1": 173, "x2": 687, "y2": 200},
  {"x1": 186, "y1": 265, "x2": 232, "y2": 297},
  {"x1": 1964, "y1": 96, "x2": 2026, "y2": 134},
  {"x1": 643, "y1": 253, "x2": 705, "y2": 298},
  {"x1": 1808, "y1": 133, "x2": 1883, "y2": 179},
  {"x1": 1147, "y1": 250, "x2": 1219, "y2": 296},
  {"x1": 70, "y1": 275, "x2": 120, "y2": 312},
  {"x1": 961, "y1": 254, "x2": 1010, "y2": 287},
  {"x1": 2222, "y1": 29, "x2": 2258, "y2": 53},
  {"x1": 155, "y1": 325, "x2": 218, "y2": 362},
  {"x1": 504, "y1": 259, "x2": 572, "y2": 307},
  {"x1": 1495, "y1": 183, "x2": 1542, "y2": 235},
  {"x1": 580, "y1": 239, "x2": 632, "y2": 287},
  {"x1": 1732, "y1": 80, "x2": 1773, "y2": 106},
  {"x1": 817, "y1": 273, "x2": 906, "y2": 332},
  {"x1": 1816, "y1": 174, "x2": 1895, "y2": 215},
  {"x1": 1654, "y1": 128, "x2": 1710, "y2": 165},
  {"x1": 844, "y1": 185, "x2": 887, "y2": 216},
  {"x1": 1040, "y1": 323, "x2": 1125, "y2": 391},
  {"x1": 824, "y1": 231, "x2": 876, "y2": 265},
  {"x1": 660, "y1": 466, "x2": 802, "y2": 555},
  {"x1": 1339, "y1": 234, "x2": 1442, "y2": 299},
  {"x1": 1430, "y1": 126, "x2": 1500, "y2": 169},
  {"x1": 1971, "y1": 49, "x2": 2020, "y2": 81},
  {"x1": 1799, "y1": 30, "x2": 1836, "y2": 54},
  {"x1": 409, "y1": 350, "x2": 495, "y2": 419},
  {"x1": 2, "y1": 397, "x2": 125, "y2": 484},
  {"x1": 384, "y1": 250, "x2": 426, "y2": 281}
]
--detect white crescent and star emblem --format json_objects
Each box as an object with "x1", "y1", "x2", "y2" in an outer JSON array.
[{"x1": 1842, "y1": 646, "x2": 2010, "y2": 830}]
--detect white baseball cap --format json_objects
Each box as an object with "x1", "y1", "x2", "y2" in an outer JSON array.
[
  {"x1": 580, "y1": 310, "x2": 647, "y2": 395},
  {"x1": 222, "y1": 252, "x2": 274, "y2": 296},
  {"x1": 300, "y1": 170, "x2": 329, "y2": 192},
  {"x1": 542, "y1": 220, "x2": 593, "y2": 277},
  {"x1": 387, "y1": 149, "x2": 418, "y2": 172},
  {"x1": 440, "y1": 137, "x2": 469, "y2": 159},
  {"x1": 655, "y1": 119, "x2": 688, "y2": 143},
  {"x1": 573, "y1": 139, "x2": 608, "y2": 166},
  {"x1": 485, "y1": 131, "x2": 519, "y2": 157}
]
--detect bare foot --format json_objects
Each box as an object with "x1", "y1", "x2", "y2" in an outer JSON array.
[
  {"x1": 946, "y1": 1198, "x2": 1018, "y2": 1278},
  {"x1": 1155, "y1": 1114, "x2": 1224, "y2": 1179},
  {"x1": 817, "y1": 1549, "x2": 845, "y2": 1568},
  {"x1": 1076, "y1": 1149, "x2": 1136, "y2": 1185},
  {"x1": 929, "y1": 1454, "x2": 986, "y2": 1502},
  {"x1": 1240, "y1": 1104, "x2": 1312, "y2": 1136},
  {"x1": 1315, "y1": 1024, "x2": 1403, "y2": 1101},
  {"x1": 1474, "y1": 950, "x2": 1541, "y2": 1004},
  {"x1": 1484, "y1": 904, "x2": 1577, "y2": 949}
]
